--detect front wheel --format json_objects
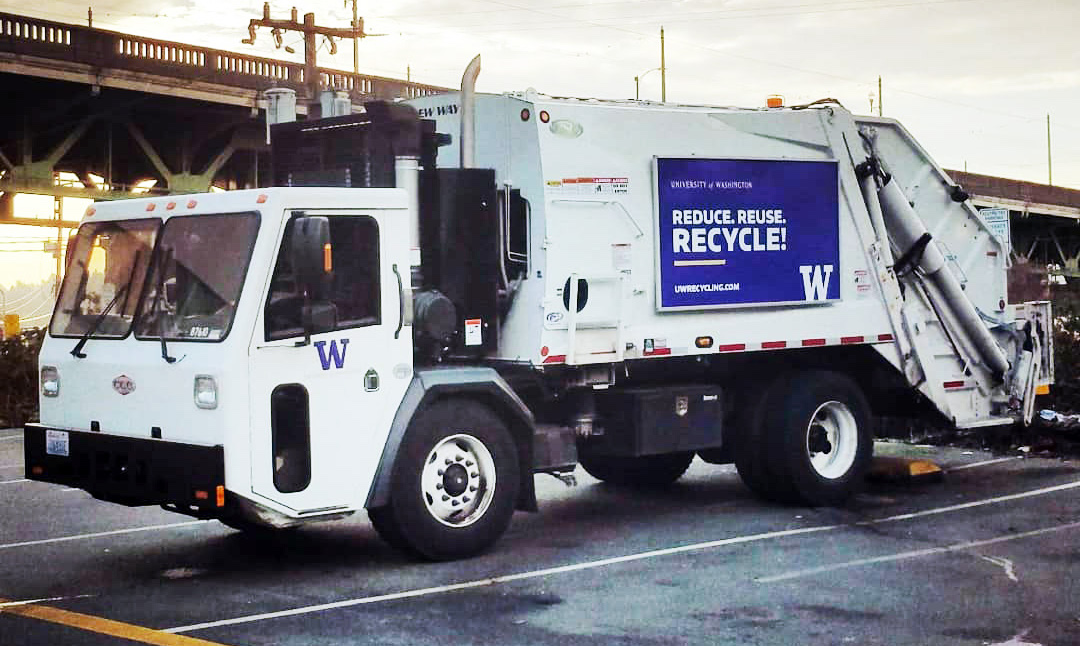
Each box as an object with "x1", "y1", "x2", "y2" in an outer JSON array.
[{"x1": 369, "y1": 400, "x2": 519, "y2": 561}]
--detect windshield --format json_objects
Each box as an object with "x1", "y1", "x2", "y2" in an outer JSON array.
[
  {"x1": 134, "y1": 213, "x2": 260, "y2": 342},
  {"x1": 50, "y1": 219, "x2": 159, "y2": 338}
]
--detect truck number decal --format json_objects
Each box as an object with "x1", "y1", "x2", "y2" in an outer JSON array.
[{"x1": 315, "y1": 339, "x2": 349, "y2": 370}]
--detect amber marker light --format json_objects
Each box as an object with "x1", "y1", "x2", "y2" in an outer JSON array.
[
  {"x1": 256, "y1": 194, "x2": 268, "y2": 204},
  {"x1": 216, "y1": 485, "x2": 226, "y2": 507},
  {"x1": 323, "y1": 243, "x2": 333, "y2": 273},
  {"x1": 696, "y1": 336, "x2": 714, "y2": 348},
  {"x1": 166, "y1": 202, "x2": 176, "y2": 210}
]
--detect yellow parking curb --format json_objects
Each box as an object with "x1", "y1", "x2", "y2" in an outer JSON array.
[{"x1": 867, "y1": 456, "x2": 944, "y2": 482}]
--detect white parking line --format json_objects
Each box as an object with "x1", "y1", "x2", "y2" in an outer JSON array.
[
  {"x1": 756, "y1": 520, "x2": 1080, "y2": 583},
  {"x1": 947, "y1": 457, "x2": 1023, "y2": 472},
  {"x1": 0, "y1": 479, "x2": 29, "y2": 486},
  {"x1": 0, "y1": 521, "x2": 209, "y2": 550},
  {"x1": 166, "y1": 478, "x2": 1080, "y2": 634},
  {"x1": 0, "y1": 593, "x2": 94, "y2": 608}
]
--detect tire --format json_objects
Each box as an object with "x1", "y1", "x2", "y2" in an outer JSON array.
[
  {"x1": 577, "y1": 451, "x2": 694, "y2": 487},
  {"x1": 368, "y1": 400, "x2": 520, "y2": 561},
  {"x1": 741, "y1": 370, "x2": 872, "y2": 506},
  {"x1": 733, "y1": 380, "x2": 784, "y2": 501}
]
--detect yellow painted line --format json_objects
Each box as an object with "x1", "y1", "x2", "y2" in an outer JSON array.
[{"x1": 0, "y1": 597, "x2": 233, "y2": 646}]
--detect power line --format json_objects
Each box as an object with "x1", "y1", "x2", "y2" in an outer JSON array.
[{"x1": 410, "y1": 0, "x2": 999, "y2": 31}]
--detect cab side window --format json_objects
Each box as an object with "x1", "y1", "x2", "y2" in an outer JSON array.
[{"x1": 265, "y1": 215, "x2": 381, "y2": 341}]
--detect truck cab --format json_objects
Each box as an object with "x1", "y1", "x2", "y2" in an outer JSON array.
[{"x1": 29, "y1": 188, "x2": 415, "y2": 526}]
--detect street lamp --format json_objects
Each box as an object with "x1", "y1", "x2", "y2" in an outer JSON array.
[{"x1": 635, "y1": 68, "x2": 661, "y2": 101}]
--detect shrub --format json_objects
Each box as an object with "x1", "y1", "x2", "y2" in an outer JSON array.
[
  {"x1": 1045, "y1": 283, "x2": 1080, "y2": 411},
  {"x1": 0, "y1": 328, "x2": 44, "y2": 428}
]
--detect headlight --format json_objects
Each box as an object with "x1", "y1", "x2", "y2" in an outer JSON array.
[
  {"x1": 40, "y1": 366, "x2": 60, "y2": 397},
  {"x1": 194, "y1": 375, "x2": 218, "y2": 410}
]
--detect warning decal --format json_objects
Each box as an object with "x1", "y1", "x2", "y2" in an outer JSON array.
[{"x1": 546, "y1": 177, "x2": 629, "y2": 197}]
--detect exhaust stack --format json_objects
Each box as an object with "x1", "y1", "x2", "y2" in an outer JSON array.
[{"x1": 460, "y1": 55, "x2": 481, "y2": 169}]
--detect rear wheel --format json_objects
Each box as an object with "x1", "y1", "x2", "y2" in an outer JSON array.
[
  {"x1": 577, "y1": 451, "x2": 694, "y2": 487},
  {"x1": 733, "y1": 380, "x2": 781, "y2": 500},
  {"x1": 369, "y1": 400, "x2": 519, "y2": 561},
  {"x1": 736, "y1": 371, "x2": 872, "y2": 506}
]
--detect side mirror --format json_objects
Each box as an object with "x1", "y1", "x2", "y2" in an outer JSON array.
[
  {"x1": 290, "y1": 216, "x2": 332, "y2": 301},
  {"x1": 163, "y1": 277, "x2": 178, "y2": 309}
]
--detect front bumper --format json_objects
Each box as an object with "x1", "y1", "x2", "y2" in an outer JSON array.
[{"x1": 24, "y1": 423, "x2": 226, "y2": 514}]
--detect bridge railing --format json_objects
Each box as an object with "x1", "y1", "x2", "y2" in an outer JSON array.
[{"x1": 0, "y1": 12, "x2": 447, "y2": 101}]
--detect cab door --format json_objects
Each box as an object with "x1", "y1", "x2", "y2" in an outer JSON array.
[{"x1": 248, "y1": 208, "x2": 412, "y2": 515}]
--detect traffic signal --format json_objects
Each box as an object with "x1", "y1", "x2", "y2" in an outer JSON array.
[{"x1": 3, "y1": 314, "x2": 19, "y2": 338}]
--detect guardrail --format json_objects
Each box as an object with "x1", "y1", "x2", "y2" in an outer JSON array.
[{"x1": 0, "y1": 12, "x2": 447, "y2": 101}]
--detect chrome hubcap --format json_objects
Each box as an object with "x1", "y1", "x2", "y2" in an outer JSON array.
[
  {"x1": 420, "y1": 433, "x2": 496, "y2": 527},
  {"x1": 805, "y1": 401, "x2": 859, "y2": 479}
]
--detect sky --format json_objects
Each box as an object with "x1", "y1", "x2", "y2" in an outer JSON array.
[{"x1": 2, "y1": 0, "x2": 1080, "y2": 294}]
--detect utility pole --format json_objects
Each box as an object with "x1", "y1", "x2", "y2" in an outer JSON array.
[
  {"x1": 242, "y1": 3, "x2": 365, "y2": 103},
  {"x1": 53, "y1": 196, "x2": 63, "y2": 296},
  {"x1": 1047, "y1": 113, "x2": 1053, "y2": 186},
  {"x1": 660, "y1": 26, "x2": 666, "y2": 102},
  {"x1": 87, "y1": 7, "x2": 93, "y2": 28},
  {"x1": 346, "y1": 0, "x2": 359, "y2": 74},
  {"x1": 878, "y1": 76, "x2": 882, "y2": 116}
]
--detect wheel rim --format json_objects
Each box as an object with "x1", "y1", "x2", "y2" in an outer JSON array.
[
  {"x1": 420, "y1": 433, "x2": 497, "y2": 527},
  {"x1": 805, "y1": 401, "x2": 859, "y2": 480}
]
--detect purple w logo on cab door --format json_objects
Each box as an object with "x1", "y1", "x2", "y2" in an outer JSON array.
[{"x1": 314, "y1": 339, "x2": 349, "y2": 370}]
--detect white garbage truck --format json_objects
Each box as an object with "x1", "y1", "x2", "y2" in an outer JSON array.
[{"x1": 25, "y1": 58, "x2": 1053, "y2": 560}]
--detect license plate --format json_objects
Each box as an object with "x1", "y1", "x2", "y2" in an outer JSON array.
[{"x1": 45, "y1": 430, "x2": 69, "y2": 457}]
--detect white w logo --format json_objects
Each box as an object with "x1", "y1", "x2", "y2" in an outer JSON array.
[{"x1": 799, "y1": 265, "x2": 834, "y2": 301}]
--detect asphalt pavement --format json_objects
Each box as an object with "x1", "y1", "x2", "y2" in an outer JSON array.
[{"x1": 1, "y1": 427, "x2": 1079, "y2": 646}]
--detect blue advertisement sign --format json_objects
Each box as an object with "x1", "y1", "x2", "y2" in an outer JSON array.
[{"x1": 655, "y1": 158, "x2": 840, "y2": 309}]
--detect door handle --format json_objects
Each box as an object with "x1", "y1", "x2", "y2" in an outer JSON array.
[{"x1": 392, "y1": 263, "x2": 404, "y2": 339}]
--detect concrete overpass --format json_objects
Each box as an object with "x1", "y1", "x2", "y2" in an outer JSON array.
[
  {"x1": 947, "y1": 170, "x2": 1080, "y2": 294},
  {"x1": 0, "y1": 10, "x2": 447, "y2": 220}
]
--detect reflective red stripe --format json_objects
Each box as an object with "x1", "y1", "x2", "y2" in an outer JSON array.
[
  {"x1": 841, "y1": 336, "x2": 864, "y2": 345},
  {"x1": 542, "y1": 355, "x2": 566, "y2": 364},
  {"x1": 716, "y1": 343, "x2": 745, "y2": 352},
  {"x1": 802, "y1": 338, "x2": 826, "y2": 347},
  {"x1": 644, "y1": 347, "x2": 672, "y2": 356},
  {"x1": 878, "y1": 334, "x2": 894, "y2": 342},
  {"x1": 762, "y1": 341, "x2": 787, "y2": 349},
  {"x1": 943, "y1": 380, "x2": 965, "y2": 389}
]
